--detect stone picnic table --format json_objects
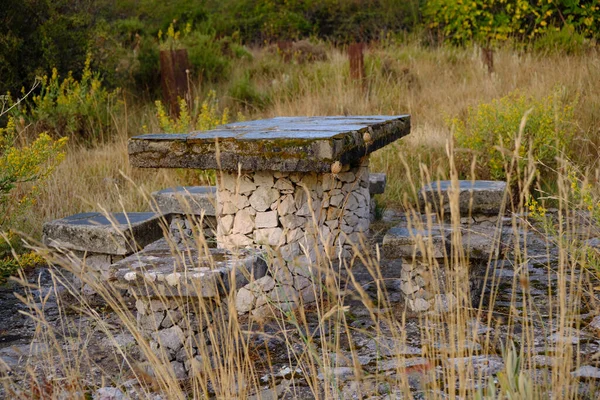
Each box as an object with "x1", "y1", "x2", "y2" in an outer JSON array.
[{"x1": 129, "y1": 115, "x2": 410, "y2": 259}]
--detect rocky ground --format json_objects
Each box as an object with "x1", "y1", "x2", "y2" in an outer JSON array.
[{"x1": 2, "y1": 210, "x2": 600, "y2": 399}]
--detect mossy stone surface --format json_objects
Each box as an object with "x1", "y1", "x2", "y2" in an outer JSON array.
[{"x1": 129, "y1": 115, "x2": 410, "y2": 172}]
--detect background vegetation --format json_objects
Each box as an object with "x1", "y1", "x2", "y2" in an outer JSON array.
[{"x1": 0, "y1": 0, "x2": 598, "y2": 233}]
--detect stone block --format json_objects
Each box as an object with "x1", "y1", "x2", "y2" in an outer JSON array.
[
  {"x1": 43, "y1": 212, "x2": 166, "y2": 256},
  {"x1": 111, "y1": 239, "x2": 267, "y2": 298},
  {"x1": 254, "y1": 228, "x2": 284, "y2": 246},
  {"x1": 418, "y1": 180, "x2": 507, "y2": 216},
  {"x1": 152, "y1": 186, "x2": 216, "y2": 216},
  {"x1": 460, "y1": 226, "x2": 504, "y2": 260},
  {"x1": 369, "y1": 173, "x2": 387, "y2": 195},
  {"x1": 249, "y1": 186, "x2": 280, "y2": 212},
  {"x1": 255, "y1": 211, "x2": 278, "y2": 228}
]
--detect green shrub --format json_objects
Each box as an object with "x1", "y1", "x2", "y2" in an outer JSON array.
[
  {"x1": 11, "y1": 55, "x2": 121, "y2": 143},
  {"x1": 133, "y1": 37, "x2": 161, "y2": 93},
  {"x1": 184, "y1": 32, "x2": 232, "y2": 82},
  {"x1": 533, "y1": 26, "x2": 589, "y2": 55},
  {"x1": 228, "y1": 74, "x2": 270, "y2": 111},
  {"x1": 0, "y1": 231, "x2": 45, "y2": 285},
  {"x1": 451, "y1": 90, "x2": 577, "y2": 182},
  {"x1": 0, "y1": 0, "x2": 95, "y2": 94},
  {"x1": 155, "y1": 90, "x2": 229, "y2": 133}
]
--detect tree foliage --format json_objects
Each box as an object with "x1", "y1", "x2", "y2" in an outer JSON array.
[{"x1": 425, "y1": 0, "x2": 600, "y2": 47}]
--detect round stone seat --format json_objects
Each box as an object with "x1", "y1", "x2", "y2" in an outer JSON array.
[
  {"x1": 151, "y1": 186, "x2": 218, "y2": 243},
  {"x1": 151, "y1": 186, "x2": 216, "y2": 216},
  {"x1": 109, "y1": 238, "x2": 268, "y2": 379},
  {"x1": 419, "y1": 180, "x2": 507, "y2": 216},
  {"x1": 110, "y1": 238, "x2": 267, "y2": 298}
]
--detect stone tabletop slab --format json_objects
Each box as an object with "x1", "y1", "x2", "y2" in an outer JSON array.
[{"x1": 129, "y1": 115, "x2": 410, "y2": 172}]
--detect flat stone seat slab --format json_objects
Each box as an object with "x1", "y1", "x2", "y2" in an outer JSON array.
[
  {"x1": 419, "y1": 180, "x2": 507, "y2": 216},
  {"x1": 369, "y1": 173, "x2": 387, "y2": 195},
  {"x1": 459, "y1": 225, "x2": 507, "y2": 260},
  {"x1": 383, "y1": 226, "x2": 449, "y2": 259},
  {"x1": 129, "y1": 115, "x2": 410, "y2": 172},
  {"x1": 110, "y1": 239, "x2": 267, "y2": 298},
  {"x1": 152, "y1": 186, "x2": 216, "y2": 216},
  {"x1": 43, "y1": 212, "x2": 165, "y2": 255}
]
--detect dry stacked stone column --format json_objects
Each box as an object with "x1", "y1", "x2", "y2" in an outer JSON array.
[
  {"x1": 216, "y1": 158, "x2": 371, "y2": 257},
  {"x1": 111, "y1": 240, "x2": 267, "y2": 378},
  {"x1": 151, "y1": 186, "x2": 218, "y2": 245},
  {"x1": 217, "y1": 159, "x2": 371, "y2": 314},
  {"x1": 383, "y1": 227, "x2": 453, "y2": 312},
  {"x1": 382, "y1": 180, "x2": 508, "y2": 312}
]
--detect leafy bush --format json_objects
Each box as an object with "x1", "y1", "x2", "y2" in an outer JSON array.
[
  {"x1": 11, "y1": 55, "x2": 121, "y2": 143},
  {"x1": 0, "y1": 0, "x2": 96, "y2": 94},
  {"x1": 133, "y1": 37, "x2": 162, "y2": 93},
  {"x1": 0, "y1": 117, "x2": 68, "y2": 227},
  {"x1": 533, "y1": 26, "x2": 589, "y2": 55},
  {"x1": 425, "y1": 0, "x2": 600, "y2": 47},
  {"x1": 185, "y1": 32, "x2": 232, "y2": 83},
  {"x1": 0, "y1": 231, "x2": 45, "y2": 284},
  {"x1": 0, "y1": 108, "x2": 66, "y2": 285},
  {"x1": 451, "y1": 90, "x2": 576, "y2": 182},
  {"x1": 211, "y1": 0, "x2": 421, "y2": 43}
]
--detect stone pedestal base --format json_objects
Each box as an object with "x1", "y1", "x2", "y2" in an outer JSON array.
[
  {"x1": 216, "y1": 160, "x2": 371, "y2": 255},
  {"x1": 135, "y1": 296, "x2": 220, "y2": 380},
  {"x1": 217, "y1": 160, "x2": 371, "y2": 313},
  {"x1": 399, "y1": 257, "x2": 454, "y2": 312}
]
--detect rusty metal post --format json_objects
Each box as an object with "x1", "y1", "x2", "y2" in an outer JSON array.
[
  {"x1": 277, "y1": 41, "x2": 293, "y2": 62},
  {"x1": 348, "y1": 43, "x2": 365, "y2": 82},
  {"x1": 160, "y1": 48, "x2": 191, "y2": 116}
]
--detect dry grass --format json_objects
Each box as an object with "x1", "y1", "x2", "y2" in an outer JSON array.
[
  {"x1": 2, "y1": 148, "x2": 600, "y2": 399},
  {"x1": 14, "y1": 42, "x2": 599, "y2": 238}
]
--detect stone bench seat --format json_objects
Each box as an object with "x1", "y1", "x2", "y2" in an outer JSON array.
[
  {"x1": 419, "y1": 180, "x2": 507, "y2": 219},
  {"x1": 43, "y1": 212, "x2": 165, "y2": 256},
  {"x1": 383, "y1": 225, "x2": 505, "y2": 261},
  {"x1": 383, "y1": 226, "x2": 449, "y2": 261},
  {"x1": 110, "y1": 238, "x2": 267, "y2": 298},
  {"x1": 382, "y1": 218, "x2": 508, "y2": 312},
  {"x1": 43, "y1": 212, "x2": 166, "y2": 275},
  {"x1": 151, "y1": 186, "x2": 217, "y2": 243},
  {"x1": 109, "y1": 238, "x2": 268, "y2": 379},
  {"x1": 152, "y1": 186, "x2": 216, "y2": 216}
]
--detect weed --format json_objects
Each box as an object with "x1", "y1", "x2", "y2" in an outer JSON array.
[
  {"x1": 155, "y1": 90, "x2": 229, "y2": 133},
  {"x1": 451, "y1": 89, "x2": 577, "y2": 184}
]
